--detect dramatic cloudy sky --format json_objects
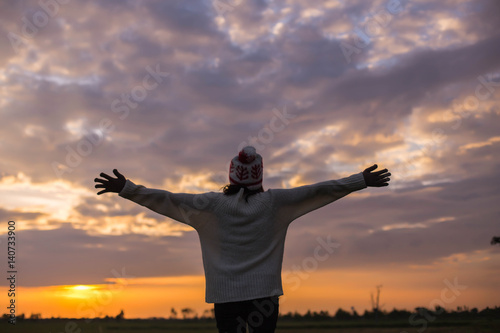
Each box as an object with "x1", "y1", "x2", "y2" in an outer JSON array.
[{"x1": 1, "y1": 0, "x2": 499, "y2": 319}]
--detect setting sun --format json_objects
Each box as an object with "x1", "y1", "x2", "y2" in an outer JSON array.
[
  {"x1": 69, "y1": 285, "x2": 97, "y2": 291},
  {"x1": 60, "y1": 285, "x2": 101, "y2": 299}
]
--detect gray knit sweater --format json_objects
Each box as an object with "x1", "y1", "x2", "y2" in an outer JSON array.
[{"x1": 119, "y1": 172, "x2": 366, "y2": 303}]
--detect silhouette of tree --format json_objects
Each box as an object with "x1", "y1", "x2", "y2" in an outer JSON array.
[
  {"x1": 315, "y1": 310, "x2": 330, "y2": 320},
  {"x1": 29, "y1": 313, "x2": 41, "y2": 320},
  {"x1": 371, "y1": 285, "x2": 384, "y2": 321},
  {"x1": 115, "y1": 310, "x2": 124, "y2": 320},
  {"x1": 181, "y1": 307, "x2": 195, "y2": 319},
  {"x1": 170, "y1": 307, "x2": 178, "y2": 319},
  {"x1": 303, "y1": 310, "x2": 312, "y2": 320},
  {"x1": 491, "y1": 236, "x2": 500, "y2": 245},
  {"x1": 387, "y1": 308, "x2": 412, "y2": 319},
  {"x1": 335, "y1": 308, "x2": 352, "y2": 320},
  {"x1": 202, "y1": 309, "x2": 214, "y2": 319}
]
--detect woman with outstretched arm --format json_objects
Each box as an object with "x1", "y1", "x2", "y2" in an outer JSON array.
[{"x1": 94, "y1": 146, "x2": 391, "y2": 333}]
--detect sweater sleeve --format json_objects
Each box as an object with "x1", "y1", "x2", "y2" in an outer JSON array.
[
  {"x1": 118, "y1": 179, "x2": 216, "y2": 229},
  {"x1": 269, "y1": 172, "x2": 367, "y2": 225}
]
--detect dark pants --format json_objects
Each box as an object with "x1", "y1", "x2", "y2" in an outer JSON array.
[{"x1": 214, "y1": 295, "x2": 279, "y2": 333}]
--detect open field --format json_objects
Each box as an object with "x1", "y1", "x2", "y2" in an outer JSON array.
[{"x1": 2, "y1": 319, "x2": 500, "y2": 333}]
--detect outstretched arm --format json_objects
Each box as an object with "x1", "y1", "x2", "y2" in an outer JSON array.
[
  {"x1": 94, "y1": 169, "x2": 126, "y2": 195},
  {"x1": 270, "y1": 164, "x2": 391, "y2": 225},
  {"x1": 94, "y1": 169, "x2": 215, "y2": 228}
]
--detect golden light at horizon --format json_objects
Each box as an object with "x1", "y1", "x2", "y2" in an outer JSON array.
[
  {"x1": 70, "y1": 285, "x2": 96, "y2": 291},
  {"x1": 58, "y1": 284, "x2": 102, "y2": 299},
  {"x1": 3, "y1": 257, "x2": 498, "y2": 319}
]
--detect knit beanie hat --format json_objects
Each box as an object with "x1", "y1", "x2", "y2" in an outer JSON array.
[{"x1": 229, "y1": 146, "x2": 263, "y2": 190}]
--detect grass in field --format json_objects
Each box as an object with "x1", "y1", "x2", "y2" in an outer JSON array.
[{"x1": 1, "y1": 319, "x2": 499, "y2": 333}]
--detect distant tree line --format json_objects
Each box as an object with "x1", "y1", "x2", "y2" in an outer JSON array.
[
  {"x1": 278, "y1": 305, "x2": 500, "y2": 322},
  {"x1": 3, "y1": 305, "x2": 500, "y2": 322}
]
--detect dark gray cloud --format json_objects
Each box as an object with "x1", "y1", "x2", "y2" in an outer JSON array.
[
  {"x1": 145, "y1": 1, "x2": 220, "y2": 37},
  {"x1": 328, "y1": 33, "x2": 500, "y2": 107},
  {"x1": 461, "y1": 0, "x2": 500, "y2": 38},
  {"x1": 9, "y1": 223, "x2": 202, "y2": 286},
  {"x1": 0, "y1": 207, "x2": 46, "y2": 222}
]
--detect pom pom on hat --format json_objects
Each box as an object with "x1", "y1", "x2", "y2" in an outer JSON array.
[
  {"x1": 229, "y1": 146, "x2": 263, "y2": 190},
  {"x1": 238, "y1": 146, "x2": 257, "y2": 163}
]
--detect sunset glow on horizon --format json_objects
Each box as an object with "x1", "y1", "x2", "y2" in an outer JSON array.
[
  {"x1": 1, "y1": 0, "x2": 500, "y2": 320},
  {"x1": 11, "y1": 259, "x2": 500, "y2": 319}
]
